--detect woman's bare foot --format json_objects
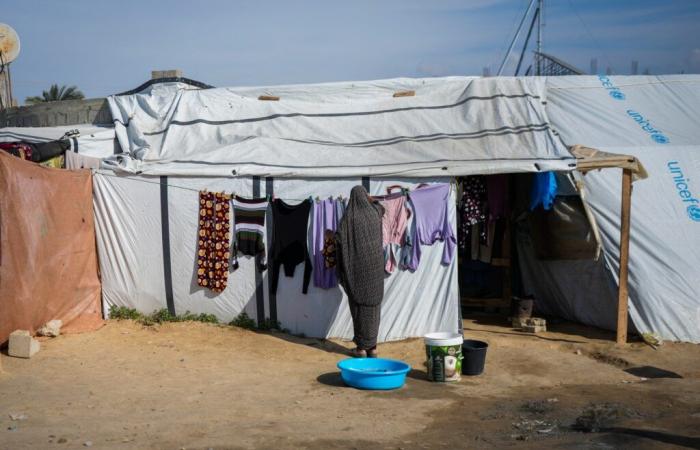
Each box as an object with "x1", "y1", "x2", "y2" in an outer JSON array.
[{"x1": 367, "y1": 347, "x2": 378, "y2": 358}]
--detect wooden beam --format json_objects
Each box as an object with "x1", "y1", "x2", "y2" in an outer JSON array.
[
  {"x1": 392, "y1": 90, "x2": 415, "y2": 98},
  {"x1": 616, "y1": 168, "x2": 633, "y2": 344},
  {"x1": 258, "y1": 95, "x2": 280, "y2": 101}
]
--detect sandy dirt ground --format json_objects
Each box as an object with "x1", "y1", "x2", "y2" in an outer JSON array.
[{"x1": 1, "y1": 315, "x2": 699, "y2": 450}]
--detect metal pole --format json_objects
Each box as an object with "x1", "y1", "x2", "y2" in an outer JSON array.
[
  {"x1": 515, "y1": 7, "x2": 539, "y2": 76},
  {"x1": 536, "y1": 0, "x2": 543, "y2": 75},
  {"x1": 497, "y1": 0, "x2": 536, "y2": 76},
  {"x1": 7, "y1": 62, "x2": 13, "y2": 107}
]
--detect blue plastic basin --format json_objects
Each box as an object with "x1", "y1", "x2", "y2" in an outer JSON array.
[{"x1": 337, "y1": 358, "x2": 411, "y2": 390}]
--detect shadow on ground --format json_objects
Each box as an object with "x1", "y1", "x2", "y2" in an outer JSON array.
[
  {"x1": 259, "y1": 330, "x2": 351, "y2": 357},
  {"x1": 601, "y1": 427, "x2": 700, "y2": 448},
  {"x1": 624, "y1": 365, "x2": 683, "y2": 379}
]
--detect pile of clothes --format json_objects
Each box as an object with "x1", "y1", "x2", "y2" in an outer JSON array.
[{"x1": 0, "y1": 139, "x2": 71, "y2": 168}]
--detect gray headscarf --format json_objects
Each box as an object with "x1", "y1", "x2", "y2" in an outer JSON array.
[{"x1": 336, "y1": 186, "x2": 385, "y2": 306}]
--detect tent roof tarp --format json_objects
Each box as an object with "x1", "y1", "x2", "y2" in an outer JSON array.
[{"x1": 106, "y1": 77, "x2": 576, "y2": 177}]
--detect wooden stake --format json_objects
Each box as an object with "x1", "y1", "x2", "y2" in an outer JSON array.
[
  {"x1": 616, "y1": 168, "x2": 633, "y2": 345},
  {"x1": 258, "y1": 95, "x2": 280, "y2": 101}
]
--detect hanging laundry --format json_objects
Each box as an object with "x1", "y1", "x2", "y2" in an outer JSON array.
[
  {"x1": 399, "y1": 200, "x2": 416, "y2": 271},
  {"x1": 467, "y1": 174, "x2": 510, "y2": 264},
  {"x1": 231, "y1": 196, "x2": 268, "y2": 272},
  {"x1": 312, "y1": 198, "x2": 345, "y2": 289},
  {"x1": 320, "y1": 198, "x2": 346, "y2": 271},
  {"x1": 458, "y1": 176, "x2": 487, "y2": 251},
  {"x1": 196, "y1": 191, "x2": 232, "y2": 293},
  {"x1": 321, "y1": 230, "x2": 337, "y2": 269},
  {"x1": 378, "y1": 195, "x2": 410, "y2": 274},
  {"x1": 405, "y1": 183, "x2": 456, "y2": 271},
  {"x1": 486, "y1": 174, "x2": 510, "y2": 222},
  {"x1": 530, "y1": 172, "x2": 558, "y2": 211},
  {"x1": 270, "y1": 199, "x2": 313, "y2": 295}
]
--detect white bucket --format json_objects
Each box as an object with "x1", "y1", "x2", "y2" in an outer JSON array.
[{"x1": 424, "y1": 332, "x2": 464, "y2": 382}]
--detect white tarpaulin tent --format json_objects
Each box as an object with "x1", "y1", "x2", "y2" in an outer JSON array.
[
  {"x1": 5, "y1": 75, "x2": 698, "y2": 343},
  {"x1": 98, "y1": 76, "x2": 577, "y2": 341},
  {"x1": 541, "y1": 75, "x2": 700, "y2": 343}
]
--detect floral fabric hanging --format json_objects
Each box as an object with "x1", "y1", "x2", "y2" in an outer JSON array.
[
  {"x1": 196, "y1": 191, "x2": 232, "y2": 292},
  {"x1": 458, "y1": 176, "x2": 487, "y2": 251}
]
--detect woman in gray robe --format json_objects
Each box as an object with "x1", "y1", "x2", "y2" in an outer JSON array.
[{"x1": 336, "y1": 185, "x2": 385, "y2": 357}]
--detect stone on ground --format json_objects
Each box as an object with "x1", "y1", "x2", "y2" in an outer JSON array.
[
  {"x1": 8, "y1": 330, "x2": 40, "y2": 358},
  {"x1": 37, "y1": 319, "x2": 63, "y2": 337}
]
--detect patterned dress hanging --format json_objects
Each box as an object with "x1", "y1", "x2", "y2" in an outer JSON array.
[
  {"x1": 458, "y1": 176, "x2": 487, "y2": 250},
  {"x1": 196, "y1": 191, "x2": 232, "y2": 292}
]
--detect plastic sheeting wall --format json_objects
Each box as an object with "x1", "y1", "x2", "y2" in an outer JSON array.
[
  {"x1": 516, "y1": 222, "x2": 619, "y2": 332},
  {"x1": 93, "y1": 173, "x2": 459, "y2": 342},
  {"x1": 0, "y1": 152, "x2": 103, "y2": 344},
  {"x1": 546, "y1": 76, "x2": 700, "y2": 342}
]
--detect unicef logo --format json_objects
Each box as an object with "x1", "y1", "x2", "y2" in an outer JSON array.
[
  {"x1": 609, "y1": 90, "x2": 626, "y2": 100},
  {"x1": 688, "y1": 205, "x2": 700, "y2": 222},
  {"x1": 652, "y1": 133, "x2": 669, "y2": 144}
]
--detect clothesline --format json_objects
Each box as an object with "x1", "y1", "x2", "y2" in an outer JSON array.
[{"x1": 95, "y1": 170, "x2": 456, "y2": 202}]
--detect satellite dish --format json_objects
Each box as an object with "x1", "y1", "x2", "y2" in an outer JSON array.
[{"x1": 0, "y1": 23, "x2": 20, "y2": 64}]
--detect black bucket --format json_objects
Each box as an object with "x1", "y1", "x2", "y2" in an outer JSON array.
[{"x1": 461, "y1": 340, "x2": 488, "y2": 376}]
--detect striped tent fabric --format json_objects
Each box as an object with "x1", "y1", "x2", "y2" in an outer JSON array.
[{"x1": 232, "y1": 196, "x2": 268, "y2": 271}]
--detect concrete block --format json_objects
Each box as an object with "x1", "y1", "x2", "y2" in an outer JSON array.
[
  {"x1": 8, "y1": 330, "x2": 40, "y2": 358},
  {"x1": 151, "y1": 69, "x2": 182, "y2": 79},
  {"x1": 522, "y1": 317, "x2": 547, "y2": 333},
  {"x1": 511, "y1": 317, "x2": 528, "y2": 329}
]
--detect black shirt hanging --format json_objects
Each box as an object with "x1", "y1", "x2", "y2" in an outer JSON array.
[{"x1": 270, "y1": 198, "x2": 313, "y2": 295}]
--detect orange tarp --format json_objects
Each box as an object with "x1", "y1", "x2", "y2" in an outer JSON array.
[{"x1": 0, "y1": 151, "x2": 102, "y2": 344}]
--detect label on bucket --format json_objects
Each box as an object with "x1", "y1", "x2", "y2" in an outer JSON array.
[{"x1": 426, "y1": 344, "x2": 462, "y2": 382}]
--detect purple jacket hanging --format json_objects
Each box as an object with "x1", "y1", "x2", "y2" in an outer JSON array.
[{"x1": 312, "y1": 198, "x2": 345, "y2": 289}]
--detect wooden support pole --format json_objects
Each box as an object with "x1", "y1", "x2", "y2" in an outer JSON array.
[{"x1": 616, "y1": 168, "x2": 633, "y2": 345}]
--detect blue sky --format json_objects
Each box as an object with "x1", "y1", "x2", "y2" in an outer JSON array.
[{"x1": 4, "y1": 0, "x2": 700, "y2": 104}]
